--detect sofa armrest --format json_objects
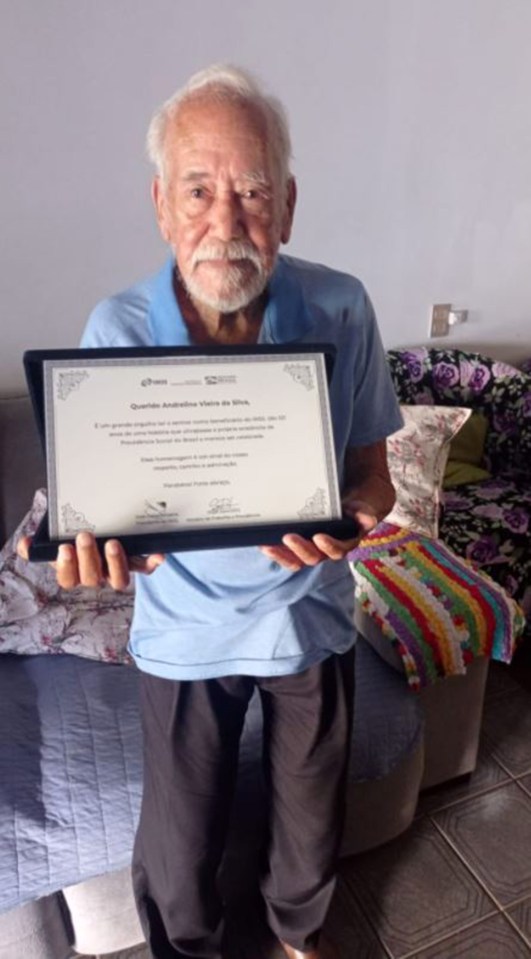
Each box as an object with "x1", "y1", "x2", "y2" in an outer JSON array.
[{"x1": 0, "y1": 395, "x2": 46, "y2": 544}]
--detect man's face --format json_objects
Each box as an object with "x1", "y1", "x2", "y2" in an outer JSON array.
[{"x1": 152, "y1": 96, "x2": 296, "y2": 313}]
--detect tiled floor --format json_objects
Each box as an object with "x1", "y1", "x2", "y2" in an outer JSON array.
[{"x1": 77, "y1": 653, "x2": 531, "y2": 958}]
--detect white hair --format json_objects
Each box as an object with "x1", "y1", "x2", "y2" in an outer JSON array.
[{"x1": 146, "y1": 64, "x2": 293, "y2": 187}]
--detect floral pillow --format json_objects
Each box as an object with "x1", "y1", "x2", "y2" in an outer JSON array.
[
  {"x1": 0, "y1": 489, "x2": 134, "y2": 662},
  {"x1": 385, "y1": 405, "x2": 471, "y2": 538}
]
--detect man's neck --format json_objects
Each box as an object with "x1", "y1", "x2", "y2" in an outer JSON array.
[{"x1": 174, "y1": 274, "x2": 267, "y2": 346}]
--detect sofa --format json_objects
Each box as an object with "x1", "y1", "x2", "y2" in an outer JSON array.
[
  {"x1": 386, "y1": 347, "x2": 531, "y2": 640},
  {"x1": 0, "y1": 388, "x2": 521, "y2": 959}
]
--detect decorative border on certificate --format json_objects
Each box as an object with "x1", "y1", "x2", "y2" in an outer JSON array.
[{"x1": 25, "y1": 345, "x2": 359, "y2": 557}]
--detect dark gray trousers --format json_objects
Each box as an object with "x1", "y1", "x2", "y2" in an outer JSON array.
[{"x1": 132, "y1": 648, "x2": 355, "y2": 959}]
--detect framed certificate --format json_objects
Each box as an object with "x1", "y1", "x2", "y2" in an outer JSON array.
[{"x1": 24, "y1": 345, "x2": 358, "y2": 560}]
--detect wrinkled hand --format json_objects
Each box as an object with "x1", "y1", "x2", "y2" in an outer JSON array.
[
  {"x1": 17, "y1": 531, "x2": 165, "y2": 591},
  {"x1": 259, "y1": 499, "x2": 378, "y2": 571}
]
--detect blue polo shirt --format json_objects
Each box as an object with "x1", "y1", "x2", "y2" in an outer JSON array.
[{"x1": 81, "y1": 254, "x2": 402, "y2": 679}]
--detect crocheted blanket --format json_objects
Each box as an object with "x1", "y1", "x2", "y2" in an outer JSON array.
[{"x1": 349, "y1": 524, "x2": 525, "y2": 690}]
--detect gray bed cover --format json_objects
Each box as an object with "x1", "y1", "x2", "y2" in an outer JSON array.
[
  {"x1": 0, "y1": 653, "x2": 142, "y2": 913},
  {"x1": 0, "y1": 640, "x2": 421, "y2": 913}
]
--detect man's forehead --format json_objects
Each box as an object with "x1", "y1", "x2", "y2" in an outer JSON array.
[
  {"x1": 168, "y1": 96, "x2": 269, "y2": 148},
  {"x1": 164, "y1": 130, "x2": 273, "y2": 183},
  {"x1": 166, "y1": 134, "x2": 271, "y2": 182},
  {"x1": 173, "y1": 131, "x2": 268, "y2": 151}
]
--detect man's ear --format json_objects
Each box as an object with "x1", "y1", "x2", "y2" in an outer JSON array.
[
  {"x1": 152, "y1": 176, "x2": 171, "y2": 244},
  {"x1": 280, "y1": 176, "x2": 297, "y2": 244}
]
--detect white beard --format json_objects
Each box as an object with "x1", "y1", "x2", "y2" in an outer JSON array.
[{"x1": 184, "y1": 240, "x2": 270, "y2": 312}]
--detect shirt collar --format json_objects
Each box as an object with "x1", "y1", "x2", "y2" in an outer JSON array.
[
  {"x1": 260, "y1": 256, "x2": 314, "y2": 344},
  {"x1": 147, "y1": 254, "x2": 313, "y2": 347},
  {"x1": 147, "y1": 257, "x2": 192, "y2": 346}
]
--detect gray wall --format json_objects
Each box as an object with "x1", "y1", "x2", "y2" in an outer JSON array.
[{"x1": 2, "y1": 0, "x2": 531, "y2": 393}]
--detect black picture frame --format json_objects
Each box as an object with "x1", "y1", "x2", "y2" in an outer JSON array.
[{"x1": 24, "y1": 345, "x2": 359, "y2": 561}]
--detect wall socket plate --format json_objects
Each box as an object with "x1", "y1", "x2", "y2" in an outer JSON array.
[{"x1": 429, "y1": 303, "x2": 451, "y2": 338}]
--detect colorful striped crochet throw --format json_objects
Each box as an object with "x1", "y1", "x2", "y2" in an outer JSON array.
[{"x1": 349, "y1": 523, "x2": 526, "y2": 690}]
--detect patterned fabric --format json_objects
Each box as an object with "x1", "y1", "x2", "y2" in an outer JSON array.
[
  {"x1": 0, "y1": 490, "x2": 134, "y2": 662},
  {"x1": 385, "y1": 405, "x2": 470, "y2": 538},
  {"x1": 350, "y1": 524, "x2": 526, "y2": 690},
  {"x1": 387, "y1": 347, "x2": 531, "y2": 477},
  {"x1": 441, "y1": 478, "x2": 531, "y2": 620},
  {"x1": 387, "y1": 348, "x2": 531, "y2": 636}
]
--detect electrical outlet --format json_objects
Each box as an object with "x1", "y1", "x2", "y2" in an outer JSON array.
[
  {"x1": 448, "y1": 309, "x2": 469, "y2": 326},
  {"x1": 429, "y1": 303, "x2": 451, "y2": 338}
]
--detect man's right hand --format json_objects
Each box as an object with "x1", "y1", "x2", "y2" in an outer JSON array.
[{"x1": 17, "y1": 531, "x2": 165, "y2": 591}]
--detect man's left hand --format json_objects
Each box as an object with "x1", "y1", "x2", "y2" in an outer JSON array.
[{"x1": 259, "y1": 501, "x2": 378, "y2": 571}]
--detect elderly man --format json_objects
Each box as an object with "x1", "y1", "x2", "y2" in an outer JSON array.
[{"x1": 20, "y1": 65, "x2": 401, "y2": 959}]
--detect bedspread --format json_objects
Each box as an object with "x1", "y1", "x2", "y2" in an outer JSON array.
[
  {"x1": 350, "y1": 523, "x2": 525, "y2": 690},
  {"x1": 0, "y1": 653, "x2": 142, "y2": 913},
  {"x1": 0, "y1": 639, "x2": 421, "y2": 913}
]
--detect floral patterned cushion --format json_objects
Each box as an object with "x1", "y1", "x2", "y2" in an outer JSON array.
[
  {"x1": 385, "y1": 405, "x2": 470, "y2": 538},
  {"x1": 387, "y1": 348, "x2": 531, "y2": 478},
  {"x1": 0, "y1": 490, "x2": 134, "y2": 661},
  {"x1": 441, "y1": 478, "x2": 531, "y2": 618}
]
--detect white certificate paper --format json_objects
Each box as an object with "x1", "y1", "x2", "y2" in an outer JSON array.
[{"x1": 43, "y1": 352, "x2": 341, "y2": 540}]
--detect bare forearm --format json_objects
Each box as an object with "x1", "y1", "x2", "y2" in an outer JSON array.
[{"x1": 342, "y1": 442, "x2": 396, "y2": 526}]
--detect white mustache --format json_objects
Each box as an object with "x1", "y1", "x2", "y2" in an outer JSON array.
[{"x1": 191, "y1": 241, "x2": 263, "y2": 271}]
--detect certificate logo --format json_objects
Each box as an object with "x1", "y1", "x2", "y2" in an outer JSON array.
[
  {"x1": 141, "y1": 377, "x2": 168, "y2": 387},
  {"x1": 204, "y1": 375, "x2": 237, "y2": 385},
  {"x1": 144, "y1": 499, "x2": 168, "y2": 515},
  {"x1": 135, "y1": 499, "x2": 181, "y2": 526},
  {"x1": 207, "y1": 497, "x2": 240, "y2": 516}
]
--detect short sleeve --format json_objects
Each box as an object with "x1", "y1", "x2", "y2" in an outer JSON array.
[{"x1": 346, "y1": 288, "x2": 403, "y2": 448}]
